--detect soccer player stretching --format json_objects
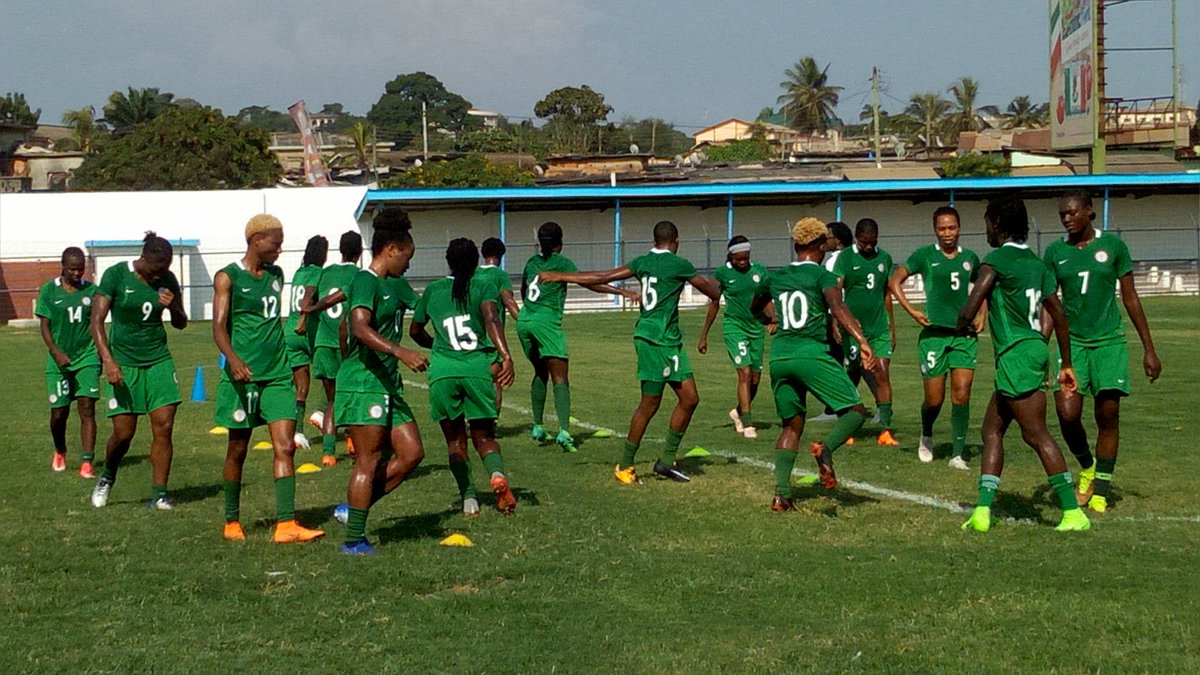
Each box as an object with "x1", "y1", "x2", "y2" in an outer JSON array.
[
  {"x1": 284, "y1": 235, "x2": 328, "y2": 450},
  {"x1": 888, "y1": 206, "x2": 983, "y2": 469},
  {"x1": 214, "y1": 214, "x2": 325, "y2": 543},
  {"x1": 411, "y1": 238, "x2": 518, "y2": 516},
  {"x1": 958, "y1": 197, "x2": 1089, "y2": 533},
  {"x1": 37, "y1": 247, "x2": 100, "y2": 477},
  {"x1": 540, "y1": 220, "x2": 720, "y2": 484},
  {"x1": 336, "y1": 210, "x2": 430, "y2": 555},
  {"x1": 697, "y1": 235, "x2": 776, "y2": 439},
  {"x1": 516, "y1": 222, "x2": 636, "y2": 452},
  {"x1": 833, "y1": 218, "x2": 899, "y2": 446},
  {"x1": 476, "y1": 237, "x2": 521, "y2": 412},
  {"x1": 1045, "y1": 190, "x2": 1161, "y2": 512},
  {"x1": 751, "y1": 218, "x2": 877, "y2": 510},
  {"x1": 89, "y1": 233, "x2": 188, "y2": 510}
]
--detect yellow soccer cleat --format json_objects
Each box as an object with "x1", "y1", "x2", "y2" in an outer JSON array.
[
  {"x1": 613, "y1": 465, "x2": 639, "y2": 485},
  {"x1": 1055, "y1": 508, "x2": 1091, "y2": 532},
  {"x1": 1087, "y1": 495, "x2": 1107, "y2": 513},
  {"x1": 273, "y1": 520, "x2": 325, "y2": 544},
  {"x1": 961, "y1": 506, "x2": 992, "y2": 533},
  {"x1": 223, "y1": 521, "x2": 246, "y2": 541}
]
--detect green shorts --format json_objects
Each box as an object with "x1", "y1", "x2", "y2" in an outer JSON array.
[
  {"x1": 285, "y1": 329, "x2": 314, "y2": 370},
  {"x1": 517, "y1": 316, "x2": 568, "y2": 361},
  {"x1": 994, "y1": 340, "x2": 1049, "y2": 399},
  {"x1": 770, "y1": 353, "x2": 863, "y2": 420},
  {"x1": 635, "y1": 338, "x2": 693, "y2": 395},
  {"x1": 917, "y1": 327, "x2": 978, "y2": 378},
  {"x1": 215, "y1": 374, "x2": 296, "y2": 429},
  {"x1": 723, "y1": 328, "x2": 764, "y2": 372},
  {"x1": 842, "y1": 330, "x2": 893, "y2": 366},
  {"x1": 105, "y1": 359, "x2": 181, "y2": 417},
  {"x1": 335, "y1": 389, "x2": 415, "y2": 427},
  {"x1": 1055, "y1": 341, "x2": 1130, "y2": 398},
  {"x1": 429, "y1": 377, "x2": 497, "y2": 422},
  {"x1": 46, "y1": 362, "x2": 100, "y2": 408},
  {"x1": 312, "y1": 346, "x2": 342, "y2": 381}
]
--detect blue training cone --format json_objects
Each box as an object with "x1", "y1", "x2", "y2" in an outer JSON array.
[{"x1": 190, "y1": 366, "x2": 207, "y2": 402}]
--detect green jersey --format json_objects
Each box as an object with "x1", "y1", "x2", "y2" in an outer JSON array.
[
  {"x1": 97, "y1": 261, "x2": 181, "y2": 367},
  {"x1": 520, "y1": 253, "x2": 578, "y2": 319},
  {"x1": 757, "y1": 262, "x2": 838, "y2": 356},
  {"x1": 626, "y1": 249, "x2": 699, "y2": 347},
  {"x1": 904, "y1": 244, "x2": 981, "y2": 329},
  {"x1": 413, "y1": 275, "x2": 500, "y2": 381},
  {"x1": 833, "y1": 245, "x2": 893, "y2": 338},
  {"x1": 714, "y1": 261, "x2": 768, "y2": 337},
  {"x1": 1044, "y1": 230, "x2": 1134, "y2": 346},
  {"x1": 338, "y1": 270, "x2": 419, "y2": 393},
  {"x1": 219, "y1": 261, "x2": 288, "y2": 381},
  {"x1": 314, "y1": 262, "x2": 359, "y2": 349},
  {"x1": 35, "y1": 277, "x2": 99, "y2": 369},
  {"x1": 475, "y1": 264, "x2": 513, "y2": 323},
  {"x1": 285, "y1": 264, "x2": 323, "y2": 334},
  {"x1": 983, "y1": 243, "x2": 1057, "y2": 354}
]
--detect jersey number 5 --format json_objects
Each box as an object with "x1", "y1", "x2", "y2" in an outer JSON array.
[{"x1": 442, "y1": 315, "x2": 479, "y2": 351}]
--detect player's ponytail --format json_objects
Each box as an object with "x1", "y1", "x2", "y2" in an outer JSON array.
[
  {"x1": 371, "y1": 207, "x2": 413, "y2": 256},
  {"x1": 536, "y1": 221, "x2": 563, "y2": 259},
  {"x1": 446, "y1": 237, "x2": 479, "y2": 311},
  {"x1": 141, "y1": 231, "x2": 173, "y2": 263}
]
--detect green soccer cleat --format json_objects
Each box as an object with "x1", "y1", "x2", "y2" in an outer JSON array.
[
  {"x1": 961, "y1": 506, "x2": 992, "y2": 532},
  {"x1": 554, "y1": 429, "x2": 577, "y2": 453},
  {"x1": 530, "y1": 424, "x2": 549, "y2": 443},
  {"x1": 1055, "y1": 508, "x2": 1092, "y2": 532},
  {"x1": 1087, "y1": 495, "x2": 1107, "y2": 513}
]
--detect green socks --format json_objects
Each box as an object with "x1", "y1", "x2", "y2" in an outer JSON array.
[
  {"x1": 878, "y1": 402, "x2": 893, "y2": 431},
  {"x1": 81, "y1": 452, "x2": 95, "y2": 463},
  {"x1": 102, "y1": 462, "x2": 119, "y2": 481},
  {"x1": 920, "y1": 403, "x2": 939, "y2": 437},
  {"x1": 530, "y1": 377, "x2": 548, "y2": 426},
  {"x1": 481, "y1": 451, "x2": 506, "y2": 477},
  {"x1": 345, "y1": 507, "x2": 369, "y2": 543},
  {"x1": 449, "y1": 457, "x2": 476, "y2": 498},
  {"x1": 825, "y1": 410, "x2": 865, "y2": 451},
  {"x1": 223, "y1": 480, "x2": 241, "y2": 522},
  {"x1": 774, "y1": 450, "x2": 798, "y2": 496},
  {"x1": 294, "y1": 401, "x2": 306, "y2": 428},
  {"x1": 152, "y1": 483, "x2": 168, "y2": 501},
  {"x1": 322, "y1": 434, "x2": 336, "y2": 456},
  {"x1": 553, "y1": 383, "x2": 571, "y2": 432},
  {"x1": 1048, "y1": 471, "x2": 1079, "y2": 511},
  {"x1": 621, "y1": 440, "x2": 639, "y2": 467},
  {"x1": 275, "y1": 475, "x2": 296, "y2": 522},
  {"x1": 662, "y1": 428, "x2": 685, "y2": 464},
  {"x1": 978, "y1": 474, "x2": 1000, "y2": 507},
  {"x1": 1093, "y1": 457, "x2": 1116, "y2": 498},
  {"x1": 951, "y1": 403, "x2": 970, "y2": 457}
]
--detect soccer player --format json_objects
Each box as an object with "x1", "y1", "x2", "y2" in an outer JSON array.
[
  {"x1": 539, "y1": 220, "x2": 721, "y2": 484},
  {"x1": 833, "y1": 218, "x2": 898, "y2": 446},
  {"x1": 304, "y1": 231, "x2": 363, "y2": 467},
  {"x1": 36, "y1": 247, "x2": 100, "y2": 477},
  {"x1": 476, "y1": 237, "x2": 521, "y2": 411},
  {"x1": 813, "y1": 221, "x2": 854, "y2": 425},
  {"x1": 957, "y1": 196, "x2": 1089, "y2": 533},
  {"x1": 516, "y1": 221, "x2": 637, "y2": 452},
  {"x1": 284, "y1": 235, "x2": 329, "y2": 450},
  {"x1": 410, "y1": 238, "x2": 519, "y2": 515},
  {"x1": 888, "y1": 206, "x2": 983, "y2": 469},
  {"x1": 89, "y1": 233, "x2": 188, "y2": 510},
  {"x1": 337, "y1": 209, "x2": 430, "y2": 555},
  {"x1": 697, "y1": 235, "x2": 776, "y2": 439},
  {"x1": 1044, "y1": 190, "x2": 1161, "y2": 513},
  {"x1": 214, "y1": 215, "x2": 325, "y2": 543},
  {"x1": 750, "y1": 217, "x2": 877, "y2": 509}
]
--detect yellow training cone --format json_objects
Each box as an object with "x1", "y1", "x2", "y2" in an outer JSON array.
[
  {"x1": 439, "y1": 533, "x2": 474, "y2": 547},
  {"x1": 253, "y1": 440, "x2": 273, "y2": 450},
  {"x1": 296, "y1": 463, "x2": 322, "y2": 474},
  {"x1": 209, "y1": 426, "x2": 228, "y2": 435},
  {"x1": 592, "y1": 428, "x2": 613, "y2": 438}
]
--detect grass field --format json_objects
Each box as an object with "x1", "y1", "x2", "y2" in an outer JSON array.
[{"x1": 2, "y1": 296, "x2": 1198, "y2": 672}]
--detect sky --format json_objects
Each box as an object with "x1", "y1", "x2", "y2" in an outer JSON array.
[{"x1": 3, "y1": 0, "x2": 1197, "y2": 134}]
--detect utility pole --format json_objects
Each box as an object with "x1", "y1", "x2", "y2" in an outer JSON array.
[
  {"x1": 651, "y1": 119, "x2": 657, "y2": 154},
  {"x1": 1093, "y1": 0, "x2": 1107, "y2": 174},
  {"x1": 1171, "y1": 0, "x2": 1181, "y2": 147},
  {"x1": 871, "y1": 66, "x2": 882, "y2": 169},
  {"x1": 421, "y1": 100, "x2": 429, "y2": 163},
  {"x1": 371, "y1": 125, "x2": 380, "y2": 185}
]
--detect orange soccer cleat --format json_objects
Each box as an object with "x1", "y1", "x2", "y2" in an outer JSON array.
[
  {"x1": 273, "y1": 520, "x2": 325, "y2": 544},
  {"x1": 490, "y1": 474, "x2": 517, "y2": 514},
  {"x1": 808, "y1": 440, "x2": 837, "y2": 489},
  {"x1": 224, "y1": 521, "x2": 246, "y2": 541},
  {"x1": 346, "y1": 436, "x2": 356, "y2": 456},
  {"x1": 321, "y1": 454, "x2": 337, "y2": 468},
  {"x1": 877, "y1": 430, "x2": 900, "y2": 447}
]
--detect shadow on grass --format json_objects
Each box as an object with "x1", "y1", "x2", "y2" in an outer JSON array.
[
  {"x1": 375, "y1": 511, "x2": 453, "y2": 543},
  {"x1": 495, "y1": 423, "x2": 528, "y2": 439},
  {"x1": 785, "y1": 484, "x2": 881, "y2": 517},
  {"x1": 99, "y1": 453, "x2": 148, "y2": 471},
  {"x1": 171, "y1": 482, "x2": 222, "y2": 505},
  {"x1": 995, "y1": 488, "x2": 1057, "y2": 525}
]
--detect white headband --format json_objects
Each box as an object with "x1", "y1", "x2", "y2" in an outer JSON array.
[{"x1": 728, "y1": 242, "x2": 752, "y2": 254}]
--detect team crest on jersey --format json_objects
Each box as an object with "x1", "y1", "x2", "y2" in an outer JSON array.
[
  {"x1": 272, "y1": 280, "x2": 282, "y2": 292},
  {"x1": 1094, "y1": 250, "x2": 1109, "y2": 263},
  {"x1": 963, "y1": 262, "x2": 971, "y2": 271},
  {"x1": 877, "y1": 263, "x2": 885, "y2": 272},
  {"x1": 752, "y1": 274, "x2": 761, "y2": 283},
  {"x1": 82, "y1": 296, "x2": 92, "y2": 306}
]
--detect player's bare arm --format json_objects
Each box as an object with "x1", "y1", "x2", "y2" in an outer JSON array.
[
  {"x1": 481, "y1": 300, "x2": 514, "y2": 388},
  {"x1": 304, "y1": 289, "x2": 346, "y2": 315},
  {"x1": 211, "y1": 270, "x2": 252, "y2": 382},
  {"x1": 825, "y1": 287, "x2": 877, "y2": 371},
  {"x1": 89, "y1": 293, "x2": 123, "y2": 387},
  {"x1": 957, "y1": 264, "x2": 995, "y2": 335},
  {"x1": 697, "y1": 289, "x2": 720, "y2": 354},
  {"x1": 888, "y1": 264, "x2": 929, "y2": 326},
  {"x1": 1118, "y1": 273, "x2": 1161, "y2": 381},
  {"x1": 539, "y1": 265, "x2": 634, "y2": 287},
  {"x1": 350, "y1": 306, "x2": 427, "y2": 373},
  {"x1": 1042, "y1": 293, "x2": 1076, "y2": 393},
  {"x1": 39, "y1": 316, "x2": 71, "y2": 368}
]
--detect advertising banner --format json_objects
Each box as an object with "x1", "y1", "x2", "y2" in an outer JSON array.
[
  {"x1": 1049, "y1": 0, "x2": 1097, "y2": 150},
  {"x1": 288, "y1": 100, "x2": 332, "y2": 187}
]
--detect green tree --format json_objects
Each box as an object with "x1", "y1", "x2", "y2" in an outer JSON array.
[
  {"x1": 72, "y1": 106, "x2": 279, "y2": 190},
  {"x1": 534, "y1": 85, "x2": 613, "y2": 154},
  {"x1": 948, "y1": 76, "x2": 989, "y2": 134},
  {"x1": 0, "y1": 92, "x2": 41, "y2": 125},
  {"x1": 776, "y1": 57, "x2": 842, "y2": 133},
  {"x1": 60, "y1": 106, "x2": 101, "y2": 153},
  {"x1": 234, "y1": 105, "x2": 294, "y2": 133},
  {"x1": 615, "y1": 117, "x2": 692, "y2": 156},
  {"x1": 704, "y1": 139, "x2": 772, "y2": 163},
  {"x1": 905, "y1": 92, "x2": 952, "y2": 152},
  {"x1": 102, "y1": 87, "x2": 175, "y2": 135},
  {"x1": 454, "y1": 128, "x2": 520, "y2": 153},
  {"x1": 385, "y1": 155, "x2": 533, "y2": 188},
  {"x1": 1004, "y1": 95, "x2": 1048, "y2": 128},
  {"x1": 941, "y1": 153, "x2": 1011, "y2": 177},
  {"x1": 366, "y1": 72, "x2": 476, "y2": 149}
]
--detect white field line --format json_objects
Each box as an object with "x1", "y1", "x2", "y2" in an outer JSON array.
[{"x1": 403, "y1": 378, "x2": 1196, "y2": 526}]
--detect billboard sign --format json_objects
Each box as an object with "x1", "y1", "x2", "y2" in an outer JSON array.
[
  {"x1": 288, "y1": 100, "x2": 332, "y2": 187},
  {"x1": 1049, "y1": 0, "x2": 1097, "y2": 150}
]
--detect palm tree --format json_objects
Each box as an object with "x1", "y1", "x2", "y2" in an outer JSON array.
[
  {"x1": 102, "y1": 87, "x2": 175, "y2": 135},
  {"x1": 1005, "y1": 95, "x2": 1045, "y2": 128},
  {"x1": 905, "y1": 92, "x2": 952, "y2": 153},
  {"x1": 61, "y1": 106, "x2": 100, "y2": 153},
  {"x1": 777, "y1": 56, "x2": 843, "y2": 134},
  {"x1": 350, "y1": 122, "x2": 374, "y2": 170},
  {"x1": 948, "y1": 76, "x2": 990, "y2": 134}
]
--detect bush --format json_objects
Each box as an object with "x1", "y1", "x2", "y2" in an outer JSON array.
[
  {"x1": 385, "y1": 155, "x2": 534, "y2": 188},
  {"x1": 704, "y1": 139, "x2": 773, "y2": 163},
  {"x1": 941, "y1": 153, "x2": 1011, "y2": 178}
]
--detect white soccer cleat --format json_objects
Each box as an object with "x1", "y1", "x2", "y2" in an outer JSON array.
[
  {"x1": 148, "y1": 497, "x2": 174, "y2": 511},
  {"x1": 742, "y1": 426, "x2": 758, "y2": 439},
  {"x1": 293, "y1": 432, "x2": 310, "y2": 450},
  {"x1": 918, "y1": 435, "x2": 934, "y2": 463},
  {"x1": 90, "y1": 477, "x2": 113, "y2": 508},
  {"x1": 810, "y1": 413, "x2": 838, "y2": 422},
  {"x1": 308, "y1": 410, "x2": 325, "y2": 432},
  {"x1": 728, "y1": 408, "x2": 744, "y2": 433},
  {"x1": 948, "y1": 456, "x2": 970, "y2": 471},
  {"x1": 462, "y1": 497, "x2": 481, "y2": 517}
]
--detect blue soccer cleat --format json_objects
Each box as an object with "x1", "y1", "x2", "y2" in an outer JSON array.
[
  {"x1": 339, "y1": 538, "x2": 377, "y2": 556},
  {"x1": 333, "y1": 502, "x2": 349, "y2": 525}
]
